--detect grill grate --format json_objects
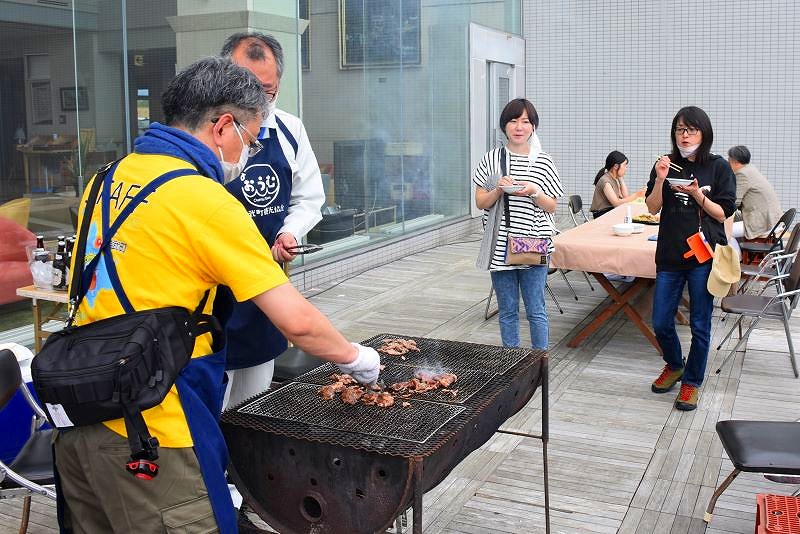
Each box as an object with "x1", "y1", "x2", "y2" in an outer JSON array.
[
  {"x1": 238, "y1": 382, "x2": 465, "y2": 444},
  {"x1": 363, "y1": 333, "x2": 530, "y2": 375},
  {"x1": 294, "y1": 363, "x2": 492, "y2": 404}
]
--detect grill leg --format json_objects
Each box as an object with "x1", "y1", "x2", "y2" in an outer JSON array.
[{"x1": 413, "y1": 458, "x2": 423, "y2": 534}]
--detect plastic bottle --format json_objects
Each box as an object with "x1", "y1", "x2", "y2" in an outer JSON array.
[{"x1": 624, "y1": 205, "x2": 632, "y2": 224}]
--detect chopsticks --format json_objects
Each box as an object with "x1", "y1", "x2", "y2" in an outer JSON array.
[{"x1": 655, "y1": 155, "x2": 683, "y2": 173}]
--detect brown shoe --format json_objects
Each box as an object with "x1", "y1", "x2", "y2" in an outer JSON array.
[
  {"x1": 651, "y1": 365, "x2": 683, "y2": 393},
  {"x1": 675, "y1": 383, "x2": 699, "y2": 411}
]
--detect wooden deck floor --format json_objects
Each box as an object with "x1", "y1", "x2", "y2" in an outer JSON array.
[{"x1": 3, "y1": 234, "x2": 798, "y2": 533}]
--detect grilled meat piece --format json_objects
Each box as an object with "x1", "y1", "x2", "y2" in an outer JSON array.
[
  {"x1": 318, "y1": 385, "x2": 337, "y2": 400},
  {"x1": 375, "y1": 392, "x2": 395, "y2": 408},
  {"x1": 329, "y1": 373, "x2": 357, "y2": 385},
  {"x1": 435, "y1": 373, "x2": 458, "y2": 388},
  {"x1": 341, "y1": 386, "x2": 364, "y2": 405},
  {"x1": 376, "y1": 338, "x2": 421, "y2": 355},
  {"x1": 361, "y1": 392, "x2": 378, "y2": 406}
]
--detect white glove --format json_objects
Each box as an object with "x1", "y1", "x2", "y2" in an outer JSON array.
[{"x1": 336, "y1": 343, "x2": 381, "y2": 385}]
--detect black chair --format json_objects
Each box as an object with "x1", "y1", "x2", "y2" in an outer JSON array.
[
  {"x1": 0, "y1": 347, "x2": 56, "y2": 534},
  {"x1": 567, "y1": 194, "x2": 590, "y2": 226},
  {"x1": 704, "y1": 420, "x2": 800, "y2": 523},
  {"x1": 714, "y1": 248, "x2": 800, "y2": 377},
  {"x1": 739, "y1": 208, "x2": 796, "y2": 264}
]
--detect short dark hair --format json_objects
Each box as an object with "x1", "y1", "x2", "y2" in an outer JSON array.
[
  {"x1": 670, "y1": 106, "x2": 713, "y2": 164},
  {"x1": 728, "y1": 145, "x2": 751, "y2": 165},
  {"x1": 221, "y1": 32, "x2": 284, "y2": 79},
  {"x1": 499, "y1": 98, "x2": 539, "y2": 135},
  {"x1": 162, "y1": 57, "x2": 267, "y2": 131}
]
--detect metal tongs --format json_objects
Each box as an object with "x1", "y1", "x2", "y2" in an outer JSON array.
[{"x1": 285, "y1": 243, "x2": 323, "y2": 255}]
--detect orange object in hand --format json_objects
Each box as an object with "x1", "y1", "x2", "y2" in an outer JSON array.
[{"x1": 683, "y1": 232, "x2": 714, "y2": 263}]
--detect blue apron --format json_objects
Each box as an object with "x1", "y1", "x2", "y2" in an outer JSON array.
[{"x1": 217, "y1": 118, "x2": 299, "y2": 370}]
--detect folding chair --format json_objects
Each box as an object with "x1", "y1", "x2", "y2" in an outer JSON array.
[
  {"x1": 704, "y1": 420, "x2": 800, "y2": 523},
  {"x1": 737, "y1": 224, "x2": 800, "y2": 295},
  {"x1": 485, "y1": 279, "x2": 565, "y2": 320},
  {"x1": 739, "y1": 208, "x2": 796, "y2": 264},
  {"x1": 714, "y1": 250, "x2": 800, "y2": 377},
  {"x1": 567, "y1": 194, "x2": 590, "y2": 226},
  {"x1": 0, "y1": 347, "x2": 56, "y2": 534}
]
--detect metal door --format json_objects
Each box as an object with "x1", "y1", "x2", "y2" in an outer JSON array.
[{"x1": 487, "y1": 61, "x2": 514, "y2": 151}]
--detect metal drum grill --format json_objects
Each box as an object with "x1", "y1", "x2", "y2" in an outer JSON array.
[{"x1": 222, "y1": 335, "x2": 549, "y2": 534}]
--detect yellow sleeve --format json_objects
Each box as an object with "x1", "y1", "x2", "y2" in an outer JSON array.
[{"x1": 194, "y1": 194, "x2": 288, "y2": 302}]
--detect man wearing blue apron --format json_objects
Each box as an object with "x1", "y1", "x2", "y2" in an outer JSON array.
[{"x1": 217, "y1": 33, "x2": 326, "y2": 408}]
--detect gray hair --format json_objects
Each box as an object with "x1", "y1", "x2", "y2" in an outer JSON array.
[
  {"x1": 220, "y1": 32, "x2": 284, "y2": 79},
  {"x1": 727, "y1": 145, "x2": 751, "y2": 165},
  {"x1": 162, "y1": 56, "x2": 267, "y2": 131}
]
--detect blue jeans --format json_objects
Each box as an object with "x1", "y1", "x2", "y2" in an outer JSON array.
[
  {"x1": 491, "y1": 266, "x2": 549, "y2": 349},
  {"x1": 651, "y1": 264, "x2": 714, "y2": 387}
]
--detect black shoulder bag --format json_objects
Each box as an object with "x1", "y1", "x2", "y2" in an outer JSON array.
[{"x1": 31, "y1": 161, "x2": 222, "y2": 479}]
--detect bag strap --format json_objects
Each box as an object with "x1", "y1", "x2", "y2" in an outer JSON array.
[
  {"x1": 70, "y1": 166, "x2": 201, "y2": 319},
  {"x1": 68, "y1": 159, "x2": 121, "y2": 325},
  {"x1": 498, "y1": 147, "x2": 513, "y2": 229}
]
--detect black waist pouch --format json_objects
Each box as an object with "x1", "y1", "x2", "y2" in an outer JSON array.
[
  {"x1": 31, "y1": 305, "x2": 221, "y2": 465},
  {"x1": 32, "y1": 306, "x2": 216, "y2": 426}
]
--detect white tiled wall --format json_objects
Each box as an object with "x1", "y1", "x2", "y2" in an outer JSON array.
[{"x1": 523, "y1": 0, "x2": 800, "y2": 220}]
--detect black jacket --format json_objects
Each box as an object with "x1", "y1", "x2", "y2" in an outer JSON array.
[{"x1": 646, "y1": 154, "x2": 736, "y2": 272}]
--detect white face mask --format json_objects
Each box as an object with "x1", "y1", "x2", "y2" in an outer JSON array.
[
  {"x1": 266, "y1": 99, "x2": 276, "y2": 117},
  {"x1": 678, "y1": 143, "x2": 700, "y2": 158},
  {"x1": 218, "y1": 124, "x2": 250, "y2": 184}
]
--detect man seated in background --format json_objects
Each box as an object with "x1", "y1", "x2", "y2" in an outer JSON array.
[{"x1": 727, "y1": 145, "x2": 782, "y2": 242}]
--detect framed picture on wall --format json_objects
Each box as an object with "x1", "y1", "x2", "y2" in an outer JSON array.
[
  {"x1": 338, "y1": 0, "x2": 421, "y2": 69},
  {"x1": 60, "y1": 86, "x2": 89, "y2": 111}
]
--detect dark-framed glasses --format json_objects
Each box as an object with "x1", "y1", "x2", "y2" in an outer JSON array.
[
  {"x1": 210, "y1": 117, "x2": 262, "y2": 157},
  {"x1": 674, "y1": 126, "x2": 699, "y2": 136}
]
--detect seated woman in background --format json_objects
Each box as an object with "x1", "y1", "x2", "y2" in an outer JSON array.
[{"x1": 589, "y1": 150, "x2": 645, "y2": 218}]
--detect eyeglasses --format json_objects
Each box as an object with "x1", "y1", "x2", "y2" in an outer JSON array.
[
  {"x1": 211, "y1": 117, "x2": 262, "y2": 157},
  {"x1": 263, "y1": 87, "x2": 277, "y2": 102},
  {"x1": 235, "y1": 122, "x2": 263, "y2": 157},
  {"x1": 674, "y1": 126, "x2": 699, "y2": 136}
]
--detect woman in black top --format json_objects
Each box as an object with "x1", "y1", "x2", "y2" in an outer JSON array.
[{"x1": 645, "y1": 106, "x2": 736, "y2": 411}]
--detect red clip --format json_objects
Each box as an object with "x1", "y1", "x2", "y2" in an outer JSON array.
[{"x1": 126, "y1": 459, "x2": 159, "y2": 480}]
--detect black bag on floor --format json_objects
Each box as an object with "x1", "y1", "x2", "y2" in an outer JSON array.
[{"x1": 31, "y1": 161, "x2": 222, "y2": 477}]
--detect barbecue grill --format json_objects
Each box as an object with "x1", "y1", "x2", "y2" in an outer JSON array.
[{"x1": 222, "y1": 334, "x2": 550, "y2": 534}]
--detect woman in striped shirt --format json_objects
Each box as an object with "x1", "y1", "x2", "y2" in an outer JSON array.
[{"x1": 473, "y1": 98, "x2": 564, "y2": 349}]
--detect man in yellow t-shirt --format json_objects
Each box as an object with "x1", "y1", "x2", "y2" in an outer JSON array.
[{"x1": 51, "y1": 57, "x2": 380, "y2": 534}]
